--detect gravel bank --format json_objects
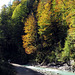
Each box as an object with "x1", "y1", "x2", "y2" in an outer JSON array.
[
  {"x1": 25, "y1": 65, "x2": 75, "y2": 75},
  {"x1": 25, "y1": 66, "x2": 60, "y2": 75},
  {"x1": 12, "y1": 63, "x2": 75, "y2": 75}
]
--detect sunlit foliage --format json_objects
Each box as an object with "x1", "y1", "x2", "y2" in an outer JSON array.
[
  {"x1": 22, "y1": 13, "x2": 37, "y2": 54},
  {"x1": 0, "y1": 0, "x2": 75, "y2": 65},
  {"x1": 12, "y1": 0, "x2": 21, "y2": 10},
  {"x1": 52, "y1": 0, "x2": 75, "y2": 62},
  {"x1": 12, "y1": 2, "x2": 29, "y2": 20}
]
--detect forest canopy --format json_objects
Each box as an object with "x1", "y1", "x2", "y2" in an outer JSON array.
[{"x1": 0, "y1": 0, "x2": 75, "y2": 66}]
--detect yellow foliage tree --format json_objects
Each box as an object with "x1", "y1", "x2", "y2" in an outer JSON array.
[
  {"x1": 11, "y1": 0, "x2": 21, "y2": 10},
  {"x1": 37, "y1": 0, "x2": 52, "y2": 38},
  {"x1": 22, "y1": 13, "x2": 37, "y2": 54},
  {"x1": 53, "y1": 0, "x2": 75, "y2": 61}
]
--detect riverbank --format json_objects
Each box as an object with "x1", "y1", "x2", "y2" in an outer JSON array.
[
  {"x1": 11, "y1": 63, "x2": 75, "y2": 75},
  {"x1": 27, "y1": 62, "x2": 75, "y2": 73},
  {"x1": 25, "y1": 65, "x2": 75, "y2": 75}
]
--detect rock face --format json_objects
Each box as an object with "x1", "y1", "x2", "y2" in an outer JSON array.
[
  {"x1": 72, "y1": 65, "x2": 75, "y2": 72},
  {"x1": 70, "y1": 60, "x2": 74, "y2": 66},
  {"x1": 58, "y1": 64, "x2": 71, "y2": 71},
  {"x1": 47, "y1": 62, "x2": 75, "y2": 72},
  {"x1": 70, "y1": 60, "x2": 75, "y2": 72},
  {"x1": 27, "y1": 62, "x2": 75, "y2": 73}
]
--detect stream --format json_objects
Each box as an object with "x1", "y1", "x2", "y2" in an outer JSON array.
[{"x1": 24, "y1": 65, "x2": 75, "y2": 75}]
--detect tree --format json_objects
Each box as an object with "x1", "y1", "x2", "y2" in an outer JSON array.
[
  {"x1": 11, "y1": 0, "x2": 21, "y2": 10},
  {"x1": 61, "y1": 0, "x2": 75, "y2": 62},
  {"x1": 22, "y1": 13, "x2": 37, "y2": 54},
  {"x1": 36, "y1": 0, "x2": 68, "y2": 64}
]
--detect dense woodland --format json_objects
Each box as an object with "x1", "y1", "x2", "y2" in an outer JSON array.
[{"x1": 0, "y1": 0, "x2": 75, "y2": 70}]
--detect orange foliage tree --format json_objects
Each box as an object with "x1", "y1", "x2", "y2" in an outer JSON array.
[{"x1": 22, "y1": 13, "x2": 37, "y2": 54}]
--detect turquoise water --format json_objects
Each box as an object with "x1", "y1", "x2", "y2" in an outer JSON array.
[
  {"x1": 38, "y1": 67, "x2": 75, "y2": 75},
  {"x1": 51, "y1": 70, "x2": 75, "y2": 75},
  {"x1": 24, "y1": 65, "x2": 75, "y2": 75}
]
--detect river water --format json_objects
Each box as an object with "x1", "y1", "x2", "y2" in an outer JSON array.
[{"x1": 25, "y1": 65, "x2": 75, "y2": 75}]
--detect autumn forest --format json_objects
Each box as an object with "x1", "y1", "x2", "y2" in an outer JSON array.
[{"x1": 0, "y1": 0, "x2": 75, "y2": 74}]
